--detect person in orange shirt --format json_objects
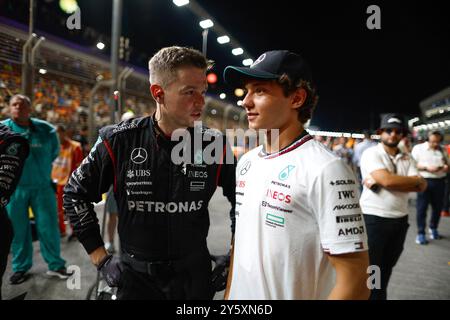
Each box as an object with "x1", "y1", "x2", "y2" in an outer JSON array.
[{"x1": 52, "y1": 124, "x2": 83, "y2": 236}]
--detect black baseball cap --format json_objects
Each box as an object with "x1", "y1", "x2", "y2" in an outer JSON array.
[
  {"x1": 379, "y1": 113, "x2": 408, "y2": 131},
  {"x1": 223, "y1": 50, "x2": 312, "y2": 87}
]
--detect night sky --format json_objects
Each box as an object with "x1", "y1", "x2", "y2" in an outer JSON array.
[{"x1": 1, "y1": 0, "x2": 449, "y2": 132}]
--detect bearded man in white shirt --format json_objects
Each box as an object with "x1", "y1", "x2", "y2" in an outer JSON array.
[{"x1": 360, "y1": 113, "x2": 427, "y2": 300}]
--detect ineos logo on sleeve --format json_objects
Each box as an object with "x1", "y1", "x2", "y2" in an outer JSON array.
[
  {"x1": 239, "y1": 161, "x2": 251, "y2": 175},
  {"x1": 131, "y1": 148, "x2": 148, "y2": 164}
]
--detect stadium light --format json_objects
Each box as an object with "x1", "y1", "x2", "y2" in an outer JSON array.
[
  {"x1": 172, "y1": 0, "x2": 189, "y2": 7},
  {"x1": 97, "y1": 42, "x2": 105, "y2": 50},
  {"x1": 242, "y1": 59, "x2": 253, "y2": 66},
  {"x1": 217, "y1": 36, "x2": 230, "y2": 44},
  {"x1": 232, "y1": 48, "x2": 244, "y2": 56},
  {"x1": 207, "y1": 72, "x2": 218, "y2": 84},
  {"x1": 199, "y1": 19, "x2": 214, "y2": 29},
  {"x1": 59, "y1": 0, "x2": 79, "y2": 14},
  {"x1": 234, "y1": 88, "x2": 245, "y2": 97}
]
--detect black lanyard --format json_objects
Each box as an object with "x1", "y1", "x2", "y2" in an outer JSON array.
[{"x1": 387, "y1": 154, "x2": 398, "y2": 174}]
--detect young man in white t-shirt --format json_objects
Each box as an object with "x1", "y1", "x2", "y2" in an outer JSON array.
[
  {"x1": 222, "y1": 50, "x2": 370, "y2": 300},
  {"x1": 360, "y1": 113, "x2": 427, "y2": 300}
]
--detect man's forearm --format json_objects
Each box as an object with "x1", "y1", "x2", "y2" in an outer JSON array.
[
  {"x1": 89, "y1": 246, "x2": 108, "y2": 267},
  {"x1": 328, "y1": 281, "x2": 370, "y2": 300},
  {"x1": 381, "y1": 175, "x2": 425, "y2": 192}
]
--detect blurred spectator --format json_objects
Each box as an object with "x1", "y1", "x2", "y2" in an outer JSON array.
[
  {"x1": 442, "y1": 143, "x2": 450, "y2": 217},
  {"x1": 72, "y1": 125, "x2": 89, "y2": 156},
  {"x1": 411, "y1": 131, "x2": 449, "y2": 243},
  {"x1": 51, "y1": 124, "x2": 84, "y2": 236},
  {"x1": 352, "y1": 131, "x2": 377, "y2": 187},
  {"x1": 332, "y1": 136, "x2": 353, "y2": 166},
  {"x1": 398, "y1": 136, "x2": 412, "y2": 154},
  {"x1": 360, "y1": 113, "x2": 427, "y2": 300},
  {"x1": 1, "y1": 94, "x2": 72, "y2": 284}
]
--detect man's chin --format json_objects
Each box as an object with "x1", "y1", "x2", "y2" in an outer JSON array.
[{"x1": 382, "y1": 141, "x2": 400, "y2": 148}]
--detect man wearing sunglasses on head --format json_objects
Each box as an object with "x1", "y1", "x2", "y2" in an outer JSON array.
[{"x1": 359, "y1": 113, "x2": 427, "y2": 300}]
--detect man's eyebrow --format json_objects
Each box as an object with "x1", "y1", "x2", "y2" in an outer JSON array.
[{"x1": 245, "y1": 81, "x2": 271, "y2": 89}]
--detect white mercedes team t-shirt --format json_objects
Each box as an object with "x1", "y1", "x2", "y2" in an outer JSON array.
[
  {"x1": 228, "y1": 134, "x2": 368, "y2": 300},
  {"x1": 359, "y1": 143, "x2": 418, "y2": 218}
]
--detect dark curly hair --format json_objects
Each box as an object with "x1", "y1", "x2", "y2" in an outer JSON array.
[{"x1": 277, "y1": 74, "x2": 319, "y2": 124}]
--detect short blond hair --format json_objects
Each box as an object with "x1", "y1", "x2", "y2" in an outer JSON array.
[{"x1": 148, "y1": 46, "x2": 213, "y2": 88}]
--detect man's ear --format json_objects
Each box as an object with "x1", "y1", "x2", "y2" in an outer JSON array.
[
  {"x1": 150, "y1": 84, "x2": 164, "y2": 103},
  {"x1": 291, "y1": 88, "x2": 307, "y2": 110}
]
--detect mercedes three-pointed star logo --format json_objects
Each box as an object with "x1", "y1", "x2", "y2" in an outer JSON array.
[{"x1": 130, "y1": 148, "x2": 148, "y2": 164}]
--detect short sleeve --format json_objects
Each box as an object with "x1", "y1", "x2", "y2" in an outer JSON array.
[
  {"x1": 360, "y1": 147, "x2": 386, "y2": 177},
  {"x1": 310, "y1": 159, "x2": 368, "y2": 255}
]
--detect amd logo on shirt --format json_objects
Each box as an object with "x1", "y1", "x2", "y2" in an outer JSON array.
[{"x1": 338, "y1": 226, "x2": 365, "y2": 237}]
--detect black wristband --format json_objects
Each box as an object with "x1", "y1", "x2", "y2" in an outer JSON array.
[{"x1": 96, "y1": 254, "x2": 113, "y2": 271}]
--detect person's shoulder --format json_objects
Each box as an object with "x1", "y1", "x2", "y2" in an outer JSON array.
[
  {"x1": 69, "y1": 139, "x2": 82, "y2": 149},
  {"x1": 0, "y1": 122, "x2": 24, "y2": 142},
  {"x1": 235, "y1": 145, "x2": 262, "y2": 169},
  {"x1": 301, "y1": 138, "x2": 339, "y2": 164},
  {"x1": 99, "y1": 116, "x2": 150, "y2": 140},
  {"x1": 30, "y1": 118, "x2": 56, "y2": 133},
  {"x1": 361, "y1": 143, "x2": 379, "y2": 158},
  {"x1": 1, "y1": 118, "x2": 13, "y2": 128},
  {"x1": 411, "y1": 142, "x2": 426, "y2": 151}
]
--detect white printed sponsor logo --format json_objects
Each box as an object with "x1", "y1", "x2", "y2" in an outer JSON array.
[
  {"x1": 125, "y1": 181, "x2": 152, "y2": 187},
  {"x1": 338, "y1": 226, "x2": 365, "y2": 237},
  {"x1": 127, "y1": 169, "x2": 151, "y2": 179},
  {"x1": 131, "y1": 148, "x2": 148, "y2": 164},
  {"x1": 190, "y1": 181, "x2": 205, "y2": 191},
  {"x1": 113, "y1": 122, "x2": 137, "y2": 133},
  {"x1": 127, "y1": 200, "x2": 204, "y2": 213},
  {"x1": 188, "y1": 170, "x2": 208, "y2": 179}
]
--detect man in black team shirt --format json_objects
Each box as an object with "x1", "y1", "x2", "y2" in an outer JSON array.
[
  {"x1": 0, "y1": 123, "x2": 29, "y2": 299},
  {"x1": 64, "y1": 46, "x2": 236, "y2": 300}
]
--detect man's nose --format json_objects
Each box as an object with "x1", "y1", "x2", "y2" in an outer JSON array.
[
  {"x1": 195, "y1": 93, "x2": 205, "y2": 106},
  {"x1": 242, "y1": 94, "x2": 253, "y2": 110}
]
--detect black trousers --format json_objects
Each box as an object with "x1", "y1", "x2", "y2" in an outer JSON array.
[
  {"x1": 416, "y1": 178, "x2": 446, "y2": 234},
  {"x1": 117, "y1": 249, "x2": 213, "y2": 300},
  {"x1": 364, "y1": 214, "x2": 409, "y2": 300},
  {"x1": 0, "y1": 209, "x2": 14, "y2": 300},
  {"x1": 442, "y1": 174, "x2": 449, "y2": 212}
]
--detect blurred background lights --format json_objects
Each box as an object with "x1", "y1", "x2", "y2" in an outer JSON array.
[{"x1": 59, "y1": 0, "x2": 79, "y2": 14}]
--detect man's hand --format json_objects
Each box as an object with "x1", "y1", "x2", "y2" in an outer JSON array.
[
  {"x1": 414, "y1": 176, "x2": 427, "y2": 192},
  {"x1": 211, "y1": 253, "x2": 230, "y2": 293},
  {"x1": 97, "y1": 254, "x2": 123, "y2": 287},
  {"x1": 363, "y1": 174, "x2": 380, "y2": 192},
  {"x1": 425, "y1": 165, "x2": 440, "y2": 173}
]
